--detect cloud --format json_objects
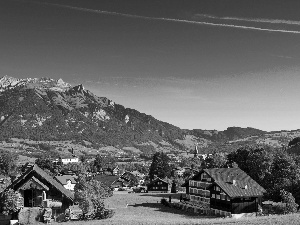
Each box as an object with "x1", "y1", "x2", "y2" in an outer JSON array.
[{"x1": 23, "y1": 0, "x2": 300, "y2": 34}]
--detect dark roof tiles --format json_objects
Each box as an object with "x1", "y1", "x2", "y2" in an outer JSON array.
[
  {"x1": 11, "y1": 165, "x2": 74, "y2": 201},
  {"x1": 183, "y1": 168, "x2": 266, "y2": 198},
  {"x1": 55, "y1": 175, "x2": 77, "y2": 185}
]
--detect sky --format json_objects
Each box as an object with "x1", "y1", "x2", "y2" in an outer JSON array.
[{"x1": 1, "y1": 0, "x2": 300, "y2": 131}]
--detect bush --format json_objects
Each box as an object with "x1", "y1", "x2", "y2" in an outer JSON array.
[
  {"x1": 0, "y1": 189, "x2": 21, "y2": 216},
  {"x1": 272, "y1": 204, "x2": 287, "y2": 215},
  {"x1": 280, "y1": 190, "x2": 298, "y2": 214},
  {"x1": 98, "y1": 209, "x2": 115, "y2": 219},
  {"x1": 18, "y1": 207, "x2": 44, "y2": 225},
  {"x1": 161, "y1": 198, "x2": 170, "y2": 207}
]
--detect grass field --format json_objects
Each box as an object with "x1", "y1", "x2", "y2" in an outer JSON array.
[{"x1": 52, "y1": 192, "x2": 300, "y2": 225}]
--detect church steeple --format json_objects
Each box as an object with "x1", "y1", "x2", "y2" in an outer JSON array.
[{"x1": 194, "y1": 144, "x2": 199, "y2": 158}]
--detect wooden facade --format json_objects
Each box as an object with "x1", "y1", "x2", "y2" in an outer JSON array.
[
  {"x1": 9, "y1": 165, "x2": 74, "y2": 214},
  {"x1": 147, "y1": 178, "x2": 169, "y2": 193},
  {"x1": 182, "y1": 168, "x2": 266, "y2": 215}
]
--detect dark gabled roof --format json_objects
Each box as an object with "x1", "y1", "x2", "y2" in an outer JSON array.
[
  {"x1": 10, "y1": 165, "x2": 74, "y2": 201},
  {"x1": 214, "y1": 180, "x2": 264, "y2": 198},
  {"x1": 203, "y1": 168, "x2": 252, "y2": 183},
  {"x1": 120, "y1": 172, "x2": 139, "y2": 183},
  {"x1": 148, "y1": 177, "x2": 169, "y2": 185},
  {"x1": 182, "y1": 168, "x2": 266, "y2": 198},
  {"x1": 94, "y1": 174, "x2": 118, "y2": 187},
  {"x1": 55, "y1": 175, "x2": 77, "y2": 185},
  {"x1": 204, "y1": 168, "x2": 266, "y2": 197}
]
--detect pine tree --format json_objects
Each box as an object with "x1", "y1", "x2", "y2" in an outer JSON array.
[{"x1": 148, "y1": 152, "x2": 171, "y2": 181}]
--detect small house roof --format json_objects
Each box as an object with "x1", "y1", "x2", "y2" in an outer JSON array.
[
  {"x1": 55, "y1": 175, "x2": 77, "y2": 185},
  {"x1": 94, "y1": 174, "x2": 118, "y2": 187},
  {"x1": 148, "y1": 177, "x2": 169, "y2": 185}
]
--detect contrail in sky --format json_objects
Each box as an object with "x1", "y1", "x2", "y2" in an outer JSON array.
[
  {"x1": 196, "y1": 14, "x2": 300, "y2": 26},
  {"x1": 24, "y1": 0, "x2": 300, "y2": 34}
]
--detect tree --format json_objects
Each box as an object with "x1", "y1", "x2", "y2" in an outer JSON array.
[
  {"x1": 0, "y1": 189, "x2": 21, "y2": 216},
  {"x1": 267, "y1": 151, "x2": 300, "y2": 202},
  {"x1": 148, "y1": 152, "x2": 171, "y2": 181},
  {"x1": 288, "y1": 137, "x2": 300, "y2": 147},
  {"x1": 62, "y1": 162, "x2": 88, "y2": 176},
  {"x1": 227, "y1": 146, "x2": 274, "y2": 186},
  {"x1": 280, "y1": 190, "x2": 298, "y2": 214},
  {"x1": 203, "y1": 153, "x2": 228, "y2": 169},
  {"x1": 35, "y1": 156, "x2": 55, "y2": 173},
  {"x1": 0, "y1": 150, "x2": 17, "y2": 176},
  {"x1": 74, "y1": 175, "x2": 113, "y2": 220},
  {"x1": 93, "y1": 155, "x2": 116, "y2": 172}
]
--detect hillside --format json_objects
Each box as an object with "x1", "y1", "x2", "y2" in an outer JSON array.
[
  {"x1": 0, "y1": 76, "x2": 299, "y2": 157},
  {"x1": 190, "y1": 127, "x2": 266, "y2": 142},
  {"x1": 0, "y1": 76, "x2": 184, "y2": 147}
]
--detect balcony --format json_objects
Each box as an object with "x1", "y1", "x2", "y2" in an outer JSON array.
[{"x1": 43, "y1": 199, "x2": 62, "y2": 208}]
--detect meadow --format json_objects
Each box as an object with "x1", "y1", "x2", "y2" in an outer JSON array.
[{"x1": 53, "y1": 192, "x2": 300, "y2": 225}]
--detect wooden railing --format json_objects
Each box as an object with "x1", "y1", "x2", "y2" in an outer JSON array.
[{"x1": 43, "y1": 199, "x2": 62, "y2": 208}]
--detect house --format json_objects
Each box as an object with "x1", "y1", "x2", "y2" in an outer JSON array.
[
  {"x1": 94, "y1": 174, "x2": 119, "y2": 188},
  {"x1": 112, "y1": 166, "x2": 120, "y2": 176},
  {"x1": 111, "y1": 179, "x2": 130, "y2": 190},
  {"x1": 147, "y1": 177, "x2": 169, "y2": 193},
  {"x1": 55, "y1": 175, "x2": 77, "y2": 191},
  {"x1": 182, "y1": 168, "x2": 266, "y2": 216},
  {"x1": 120, "y1": 172, "x2": 139, "y2": 187},
  {"x1": 173, "y1": 167, "x2": 186, "y2": 177},
  {"x1": 130, "y1": 170, "x2": 145, "y2": 178},
  {"x1": 53, "y1": 157, "x2": 79, "y2": 165},
  {"x1": 129, "y1": 170, "x2": 145, "y2": 185},
  {"x1": 94, "y1": 174, "x2": 132, "y2": 190},
  {"x1": 8, "y1": 164, "x2": 74, "y2": 213}
]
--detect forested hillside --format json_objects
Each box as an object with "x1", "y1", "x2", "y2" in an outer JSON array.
[{"x1": 0, "y1": 76, "x2": 184, "y2": 147}]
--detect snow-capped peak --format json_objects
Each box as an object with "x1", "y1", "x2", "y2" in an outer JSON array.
[{"x1": 0, "y1": 76, "x2": 71, "y2": 92}]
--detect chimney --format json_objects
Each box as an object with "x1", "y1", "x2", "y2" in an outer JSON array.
[{"x1": 232, "y1": 179, "x2": 236, "y2": 186}]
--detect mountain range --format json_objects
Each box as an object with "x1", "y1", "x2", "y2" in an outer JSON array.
[
  {"x1": 0, "y1": 76, "x2": 298, "y2": 153},
  {"x1": 0, "y1": 76, "x2": 183, "y2": 147}
]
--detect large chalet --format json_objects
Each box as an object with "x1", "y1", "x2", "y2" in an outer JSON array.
[{"x1": 182, "y1": 168, "x2": 266, "y2": 216}]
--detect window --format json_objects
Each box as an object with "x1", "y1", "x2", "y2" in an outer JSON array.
[
  {"x1": 206, "y1": 191, "x2": 210, "y2": 197},
  {"x1": 215, "y1": 186, "x2": 220, "y2": 192},
  {"x1": 216, "y1": 195, "x2": 220, "y2": 199},
  {"x1": 211, "y1": 194, "x2": 215, "y2": 198},
  {"x1": 226, "y1": 196, "x2": 230, "y2": 201}
]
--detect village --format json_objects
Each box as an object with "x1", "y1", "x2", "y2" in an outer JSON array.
[{"x1": 1, "y1": 142, "x2": 298, "y2": 225}]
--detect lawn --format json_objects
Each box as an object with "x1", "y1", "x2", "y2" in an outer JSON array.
[{"x1": 54, "y1": 192, "x2": 300, "y2": 225}]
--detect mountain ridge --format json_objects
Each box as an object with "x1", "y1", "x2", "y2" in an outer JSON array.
[
  {"x1": 0, "y1": 76, "x2": 298, "y2": 153},
  {"x1": 0, "y1": 76, "x2": 184, "y2": 147}
]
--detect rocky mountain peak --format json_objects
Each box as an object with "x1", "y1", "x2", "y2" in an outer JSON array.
[
  {"x1": 0, "y1": 76, "x2": 71, "y2": 92},
  {"x1": 0, "y1": 76, "x2": 184, "y2": 146}
]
